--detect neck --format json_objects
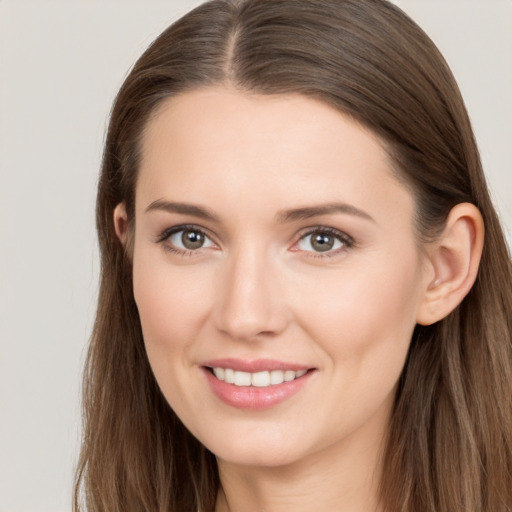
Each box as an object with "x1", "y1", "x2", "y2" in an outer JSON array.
[{"x1": 215, "y1": 424, "x2": 387, "y2": 512}]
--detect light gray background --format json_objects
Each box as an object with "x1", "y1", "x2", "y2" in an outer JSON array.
[{"x1": 0, "y1": 1, "x2": 510, "y2": 511}]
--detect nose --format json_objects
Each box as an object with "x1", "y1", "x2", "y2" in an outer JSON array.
[{"x1": 213, "y1": 247, "x2": 289, "y2": 341}]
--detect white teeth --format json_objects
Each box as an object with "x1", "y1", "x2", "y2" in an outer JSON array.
[
  {"x1": 213, "y1": 367, "x2": 225, "y2": 380},
  {"x1": 211, "y1": 367, "x2": 308, "y2": 387},
  {"x1": 270, "y1": 370, "x2": 285, "y2": 385},
  {"x1": 284, "y1": 370, "x2": 296, "y2": 382},
  {"x1": 234, "y1": 371, "x2": 251, "y2": 386},
  {"x1": 251, "y1": 371, "x2": 270, "y2": 387},
  {"x1": 224, "y1": 368, "x2": 235, "y2": 384}
]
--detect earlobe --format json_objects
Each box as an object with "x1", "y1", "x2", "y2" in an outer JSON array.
[
  {"x1": 416, "y1": 203, "x2": 484, "y2": 326},
  {"x1": 113, "y1": 202, "x2": 129, "y2": 246}
]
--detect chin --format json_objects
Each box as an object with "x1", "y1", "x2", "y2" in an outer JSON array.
[
  {"x1": 215, "y1": 447, "x2": 301, "y2": 469},
  {"x1": 199, "y1": 429, "x2": 306, "y2": 468}
]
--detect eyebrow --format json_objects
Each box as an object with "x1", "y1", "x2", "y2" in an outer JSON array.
[
  {"x1": 144, "y1": 199, "x2": 374, "y2": 224},
  {"x1": 275, "y1": 202, "x2": 375, "y2": 223},
  {"x1": 144, "y1": 199, "x2": 220, "y2": 222}
]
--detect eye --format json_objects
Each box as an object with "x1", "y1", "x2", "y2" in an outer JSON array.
[
  {"x1": 295, "y1": 228, "x2": 352, "y2": 254},
  {"x1": 159, "y1": 226, "x2": 216, "y2": 252}
]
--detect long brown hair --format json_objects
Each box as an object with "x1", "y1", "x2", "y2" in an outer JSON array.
[{"x1": 74, "y1": 1, "x2": 512, "y2": 510}]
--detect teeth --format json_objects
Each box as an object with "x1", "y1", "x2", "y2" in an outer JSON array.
[
  {"x1": 270, "y1": 370, "x2": 284, "y2": 385},
  {"x1": 234, "y1": 371, "x2": 251, "y2": 386},
  {"x1": 252, "y1": 371, "x2": 270, "y2": 387},
  {"x1": 211, "y1": 368, "x2": 308, "y2": 387},
  {"x1": 213, "y1": 367, "x2": 225, "y2": 380},
  {"x1": 284, "y1": 370, "x2": 295, "y2": 382}
]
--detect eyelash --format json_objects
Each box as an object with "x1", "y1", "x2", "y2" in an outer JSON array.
[
  {"x1": 156, "y1": 224, "x2": 216, "y2": 256},
  {"x1": 294, "y1": 226, "x2": 355, "y2": 258},
  {"x1": 155, "y1": 224, "x2": 354, "y2": 258}
]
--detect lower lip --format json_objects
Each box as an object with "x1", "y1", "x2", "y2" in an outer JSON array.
[{"x1": 202, "y1": 368, "x2": 314, "y2": 410}]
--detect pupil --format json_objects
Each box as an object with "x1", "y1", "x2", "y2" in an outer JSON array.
[
  {"x1": 311, "y1": 233, "x2": 334, "y2": 252},
  {"x1": 182, "y1": 230, "x2": 204, "y2": 250}
]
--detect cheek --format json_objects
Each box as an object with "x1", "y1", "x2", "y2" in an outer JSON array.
[
  {"x1": 288, "y1": 251, "x2": 422, "y2": 440},
  {"x1": 293, "y1": 250, "x2": 423, "y2": 364},
  {"x1": 132, "y1": 249, "x2": 213, "y2": 360}
]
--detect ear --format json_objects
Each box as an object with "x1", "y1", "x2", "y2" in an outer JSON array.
[
  {"x1": 416, "y1": 203, "x2": 484, "y2": 326},
  {"x1": 113, "y1": 202, "x2": 129, "y2": 246}
]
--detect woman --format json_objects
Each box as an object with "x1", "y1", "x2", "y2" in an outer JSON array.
[{"x1": 74, "y1": 0, "x2": 512, "y2": 511}]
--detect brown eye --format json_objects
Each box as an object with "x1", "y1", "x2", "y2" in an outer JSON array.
[
  {"x1": 181, "y1": 229, "x2": 205, "y2": 250},
  {"x1": 166, "y1": 227, "x2": 215, "y2": 252},
  {"x1": 296, "y1": 229, "x2": 348, "y2": 254},
  {"x1": 311, "y1": 233, "x2": 335, "y2": 252}
]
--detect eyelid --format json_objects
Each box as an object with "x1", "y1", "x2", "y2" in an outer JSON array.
[
  {"x1": 156, "y1": 224, "x2": 218, "y2": 253},
  {"x1": 155, "y1": 223, "x2": 354, "y2": 257},
  {"x1": 291, "y1": 226, "x2": 355, "y2": 255}
]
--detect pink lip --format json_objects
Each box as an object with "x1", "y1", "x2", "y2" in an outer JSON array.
[
  {"x1": 200, "y1": 359, "x2": 315, "y2": 410},
  {"x1": 202, "y1": 358, "x2": 311, "y2": 372}
]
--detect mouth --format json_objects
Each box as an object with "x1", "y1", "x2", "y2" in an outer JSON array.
[
  {"x1": 201, "y1": 359, "x2": 315, "y2": 410},
  {"x1": 206, "y1": 367, "x2": 309, "y2": 387}
]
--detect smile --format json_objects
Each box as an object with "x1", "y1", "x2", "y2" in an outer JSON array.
[
  {"x1": 202, "y1": 360, "x2": 315, "y2": 410},
  {"x1": 211, "y1": 368, "x2": 308, "y2": 387}
]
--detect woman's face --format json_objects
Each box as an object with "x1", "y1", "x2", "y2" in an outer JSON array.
[{"x1": 125, "y1": 87, "x2": 431, "y2": 467}]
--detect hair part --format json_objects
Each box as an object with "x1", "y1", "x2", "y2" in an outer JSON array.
[{"x1": 75, "y1": 1, "x2": 512, "y2": 511}]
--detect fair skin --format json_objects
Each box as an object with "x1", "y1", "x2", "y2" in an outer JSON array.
[{"x1": 114, "y1": 87, "x2": 483, "y2": 512}]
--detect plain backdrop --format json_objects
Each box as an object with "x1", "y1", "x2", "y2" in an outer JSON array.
[{"x1": 0, "y1": 1, "x2": 510, "y2": 510}]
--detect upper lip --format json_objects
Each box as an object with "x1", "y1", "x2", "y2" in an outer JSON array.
[{"x1": 202, "y1": 358, "x2": 312, "y2": 373}]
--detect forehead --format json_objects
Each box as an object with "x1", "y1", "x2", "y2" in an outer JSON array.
[
  {"x1": 137, "y1": 87, "x2": 414, "y2": 226},
  {"x1": 141, "y1": 87, "x2": 385, "y2": 171}
]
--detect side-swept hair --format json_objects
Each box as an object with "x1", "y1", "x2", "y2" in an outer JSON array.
[{"x1": 75, "y1": 1, "x2": 512, "y2": 511}]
